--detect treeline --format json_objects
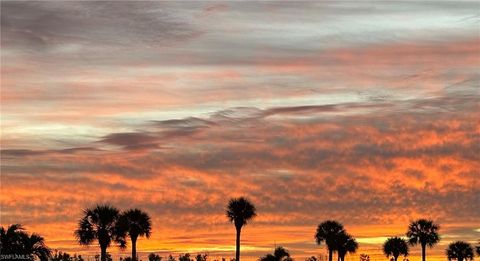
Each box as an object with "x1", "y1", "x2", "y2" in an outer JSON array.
[{"x1": 1, "y1": 197, "x2": 480, "y2": 261}]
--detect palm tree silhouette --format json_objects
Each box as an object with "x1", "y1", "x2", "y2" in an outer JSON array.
[
  {"x1": 259, "y1": 246, "x2": 293, "y2": 261},
  {"x1": 336, "y1": 233, "x2": 358, "y2": 261},
  {"x1": 446, "y1": 241, "x2": 474, "y2": 261},
  {"x1": 148, "y1": 253, "x2": 162, "y2": 261},
  {"x1": 315, "y1": 220, "x2": 345, "y2": 261},
  {"x1": 24, "y1": 233, "x2": 52, "y2": 261},
  {"x1": 226, "y1": 197, "x2": 257, "y2": 261},
  {"x1": 406, "y1": 219, "x2": 440, "y2": 261},
  {"x1": 117, "y1": 209, "x2": 152, "y2": 261},
  {"x1": 74, "y1": 204, "x2": 127, "y2": 261},
  {"x1": 0, "y1": 224, "x2": 25, "y2": 255},
  {"x1": 383, "y1": 237, "x2": 409, "y2": 261},
  {"x1": 0, "y1": 224, "x2": 52, "y2": 261}
]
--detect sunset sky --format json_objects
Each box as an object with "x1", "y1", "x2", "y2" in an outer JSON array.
[{"x1": 1, "y1": 1, "x2": 479, "y2": 261}]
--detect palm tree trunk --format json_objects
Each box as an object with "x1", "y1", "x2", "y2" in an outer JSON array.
[
  {"x1": 236, "y1": 227, "x2": 241, "y2": 261},
  {"x1": 328, "y1": 249, "x2": 333, "y2": 261},
  {"x1": 132, "y1": 236, "x2": 138, "y2": 261},
  {"x1": 100, "y1": 246, "x2": 107, "y2": 261},
  {"x1": 421, "y1": 243, "x2": 426, "y2": 261}
]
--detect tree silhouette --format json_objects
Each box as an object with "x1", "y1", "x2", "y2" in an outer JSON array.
[
  {"x1": 117, "y1": 208, "x2": 152, "y2": 261},
  {"x1": 51, "y1": 250, "x2": 85, "y2": 261},
  {"x1": 475, "y1": 240, "x2": 480, "y2": 256},
  {"x1": 260, "y1": 246, "x2": 293, "y2": 261},
  {"x1": 167, "y1": 254, "x2": 177, "y2": 261},
  {"x1": 52, "y1": 250, "x2": 71, "y2": 261},
  {"x1": 383, "y1": 237, "x2": 409, "y2": 261},
  {"x1": 0, "y1": 224, "x2": 52, "y2": 261},
  {"x1": 359, "y1": 254, "x2": 370, "y2": 261},
  {"x1": 315, "y1": 220, "x2": 345, "y2": 261},
  {"x1": 195, "y1": 253, "x2": 208, "y2": 261},
  {"x1": 305, "y1": 256, "x2": 319, "y2": 261},
  {"x1": 51, "y1": 250, "x2": 86, "y2": 261},
  {"x1": 226, "y1": 197, "x2": 257, "y2": 261},
  {"x1": 336, "y1": 233, "x2": 358, "y2": 261},
  {"x1": 406, "y1": 219, "x2": 440, "y2": 261},
  {"x1": 179, "y1": 253, "x2": 192, "y2": 261},
  {"x1": 148, "y1": 253, "x2": 162, "y2": 261},
  {"x1": 74, "y1": 204, "x2": 127, "y2": 261},
  {"x1": 446, "y1": 241, "x2": 474, "y2": 261},
  {"x1": 24, "y1": 233, "x2": 53, "y2": 261}
]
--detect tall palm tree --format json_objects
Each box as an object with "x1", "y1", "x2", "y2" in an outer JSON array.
[
  {"x1": 0, "y1": 224, "x2": 52, "y2": 261},
  {"x1": 336, "y1": 233, "x2": 358, "y2": 261},
  {"x1": 315, "y1": 220, "x2": 345, "y2": 261},
  {"x1": 117, "y1": 209, "x2": 152, "y2": 261},
  {"x1": 75, "y1": 204, "x2": 127, "y2": 261},
  {"x1": 259, "y1": 246, "x2": 293, "y2": 261},
  {"x1": 406, "y1": 219, "x2": 440, "y2": 261},
  {"x1": 226, "y1": 197, "x2": 257, "y2": 261},
  {"x1": 383, "y1": 237, "x2": 409, "y2": 261},
  {"x1": 446, "y1": 241, "x2": 474, "y2": 261}
]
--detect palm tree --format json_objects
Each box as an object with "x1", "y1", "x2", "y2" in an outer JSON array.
[
  {"x1": 195, "y1": 253, "x2": 208, "y2": 261},
  {"x1": 315, "y1": 220, "x2": 345, "y2": 261},
  {"x1": 336, "y1": 233, "x2": 358, "y2": 261},
  {"x1": 259, "y1": 246, "x2": 292, "y2": 261},
  {"x1": 226, "y1": 197, "x2": 257, "y2": 261},
  {"x1": 446, "y1": 241, "x2": 474, "y2": 261},
  {"x1": 117, "y1": 209, "x2": 152, "y2": 261},
  {"x1": 74, "y1": 204, "x2": 127, "y2": 261},
  {"x1": 0, "y1": 224, "x2": 52, "y2": 261},
  {"x1": 383, "y1": 237, "x2": 409, "y2": 261},
  {"x1": 179, "y1": 253, "x2": 191, "y2": 261},
  {"x1": 24, "y1": 233, "x2": 52, "y2": 261},
  {"x1": 260, "y1": 246, "x2": 293, "y2": 261},
  {"x1": 406, "y1": 219, "x2": 440, "y2": 261},
  {"x1": 148, "y1": 253, "x2": 162, "y2": 261},
  {"x1": 0, "y1": 224, "x2": 25, "y2": 255}
]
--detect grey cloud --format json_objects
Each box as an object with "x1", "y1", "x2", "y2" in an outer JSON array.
[
  {"x1": 263, "y1": 105, "x2": 339, "y2": 116},
  {"x1": 210, "y1": 107, "x2": 264, "y2": 122},
  {"x1": 262, "y1": 103, "x2": 394, "y2": 117},
  {"x1": 1, "y1": 1, "x2": 201, "y2": 50},
  {"x1": 89, "y1": 94, "x2": 479, "y2": 170},
  {"x1": 0, "y1": 147, "x2": 99, "y2": 158},
  {"x1": 99, "y1": 126, "x2": 208, "y2": 150},
  {"x1": 0, "y1": 149, "x2": 46, "y2": 157},
  {"x1": 3, "y1": 1, "x2": 477, "y2": 69},
  {"x1": 152, "y1": 117, "x2": 215, "y2": 129},
  {"x1": 150, "y1": 117, "x2": 215, "y2": 139},
  {"x1": 57, "y1": 147, "x2": 101, "y2": 154},
  {"x1": 100, "y1": 132, "x2": 159, "y2": 150}
]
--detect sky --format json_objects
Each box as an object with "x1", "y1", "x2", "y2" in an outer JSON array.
[{"x1": 1, "y1": 1, "x2": 479, "y2": 261}]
